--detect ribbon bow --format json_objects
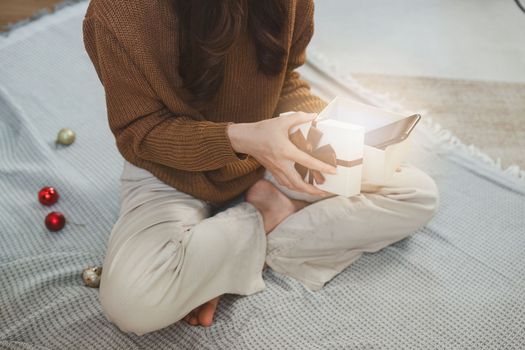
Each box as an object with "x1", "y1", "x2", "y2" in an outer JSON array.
[{"x1": 289, "y1": 119, "x2": 363, "y2": 184}]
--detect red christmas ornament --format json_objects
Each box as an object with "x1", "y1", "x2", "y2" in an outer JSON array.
[
  {"x1": 38, "y1": 186, "x2": 60, "y2": 206},
  {"x1": 45, "y1": 211, "x2": 66, "y2": 231}
]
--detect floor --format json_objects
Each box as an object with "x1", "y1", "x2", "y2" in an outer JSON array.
[
  {"x1": 312, "y1": 0, "x2": 525, "y2": 83},
  {"x1": 1, "y1": 0, "x2": 524, "y2": 169},
  {"x1": 310, "y1": 0, "x2": 525, "y2": 169},
  {"x1": 351, "y1": 73, "x2": 525, "y2": 169},
  {"x1": 0, "y1": 0, "x2": 63, "y2": 30},
  {"x1": 3, "y1": 0, "x2": 524, "y2": 83}
]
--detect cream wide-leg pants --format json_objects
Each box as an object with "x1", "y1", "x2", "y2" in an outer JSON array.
[{"x1": 99, "y1": 159, "x2": 439, "y2": 336}]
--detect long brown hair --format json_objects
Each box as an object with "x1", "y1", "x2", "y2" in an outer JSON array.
[{"x1": 173, "y1": 0, "x2": 287, "y2": 105}]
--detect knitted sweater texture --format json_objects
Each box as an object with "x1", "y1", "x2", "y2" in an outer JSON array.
[{"x1": 82, "y1": 0, "x2": 327, "y2": 206}]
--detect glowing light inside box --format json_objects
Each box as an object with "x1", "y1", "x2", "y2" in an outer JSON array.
[
  {"x1": 316, "y1": 96, "x2": 407, "y2": 133},
  {"x1": 315, "y1": 96, "x2": 413, "y2": 184}
]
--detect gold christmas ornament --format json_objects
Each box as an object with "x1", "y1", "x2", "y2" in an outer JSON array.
[
  {"x1": 55, "y1": 128, "x2": 76, "y2": 147},
  {"x1": 82, "y1": 266, "x2": 102, "y2": 288}
]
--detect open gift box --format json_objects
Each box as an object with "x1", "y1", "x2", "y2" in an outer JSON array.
[
  {"x1": 316, "y1": 96, "x2": 413, "y2": 184},
  {"x1": 271, "y1": 97, "x2": 414, "y2": 202}
]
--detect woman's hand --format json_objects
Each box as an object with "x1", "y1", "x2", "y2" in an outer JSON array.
[{"x1": 227, "y1": 112, "x2": 337, "y2": 196}]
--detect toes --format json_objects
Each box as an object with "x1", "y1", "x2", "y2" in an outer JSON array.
[
  {"x1": 198, "y1": 297, "x2": 220, "y2": 327},
  {"x1": 184, "y1": 297, "x2": 222, "y2": 327},
  {"x1": 184, "y1": 308, "x2": 201, "y2": 326},
  {"x1": 189, "y1": 312, "x2": 199, "y2": 326}
]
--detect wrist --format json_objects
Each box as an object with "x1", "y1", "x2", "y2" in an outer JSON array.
[{"x1": 227, "y1": 122, "x2": 251, "y2": 156}]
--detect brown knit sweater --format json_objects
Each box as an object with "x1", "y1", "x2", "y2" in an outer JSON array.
[{"x1": 82, "y1": 0, "x2": 328, "y2": 206}]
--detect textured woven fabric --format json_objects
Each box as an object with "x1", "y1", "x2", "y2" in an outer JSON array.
[
  {"x1": 82, "y1": 0, "x2": 328, "y2": 206},
  {"x1": 1, "y1": 2, "x2": 524, "y2": 349}
]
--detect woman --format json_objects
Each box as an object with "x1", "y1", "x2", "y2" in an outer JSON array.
[{"x1": 82, "y1": 0, "x2": 439, "y2": 336}]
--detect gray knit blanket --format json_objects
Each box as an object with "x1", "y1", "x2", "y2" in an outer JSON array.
[{"x1": 1, "y1": 2, "x2": 524, "y2": 349}]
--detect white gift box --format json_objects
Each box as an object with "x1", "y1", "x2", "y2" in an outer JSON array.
[
  {"x1": 266, "y1": 97, "x2": 414, "y2": 202},
  {"x1": 268, "y1": 110, "x2": 364, "y2": 202},
  {"x1": 316, "y1": 97, "x2": 413, "y2": 183}
]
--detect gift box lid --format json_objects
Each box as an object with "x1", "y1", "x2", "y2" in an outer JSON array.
[
  {"x1": 317, "y1": 96, "x2": 407, "y2": 132},
  {"x1": 315, "y1": 119, "x2": 364, "y2": 160}
]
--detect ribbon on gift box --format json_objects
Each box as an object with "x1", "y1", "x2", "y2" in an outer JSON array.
[{"x1": 289, "y1": 119, "x2": 363, "y2": 184}]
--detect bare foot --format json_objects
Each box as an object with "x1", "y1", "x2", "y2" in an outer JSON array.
[
  {"x1": 246, "y1": 178, "x2": 311, "y2": 270},
  {"x1": 183, "y1": 295, "x2": 220, "y2": 327},
  {"x1": 245, "y1": 178, "x2": 310, "y2": 234},
  {"x1": 183, "y1": 179, "x2": 311, "y2": 327}
]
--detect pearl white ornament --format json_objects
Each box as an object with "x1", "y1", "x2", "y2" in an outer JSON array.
[
  {"x1": 55, "y1": 128, "x2": 76, "y2": 146},
  {"x1": 82, "y1": 266, "x2": 102, "y2": 288}
]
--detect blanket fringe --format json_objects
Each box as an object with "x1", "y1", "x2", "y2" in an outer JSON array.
[{"x1": 306, "y1": 49, "x2": 525, "y2": 183}]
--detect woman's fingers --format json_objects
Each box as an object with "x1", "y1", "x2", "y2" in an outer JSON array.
[
  {"x1": 282, "y1": 167, "x2": 329, "y2": 196},
  {"x1": 267, "y1": 159, "x2": 331, "y2": 196},
  {"x1": 289, "y1": 146, "x2": 337, "y2": 175},
  {"x1": 277, "y1": 112, "x2": 337, "y2": 175},
  {"x1": 249, "y1": 112, "x2": 342, "y2": 197},
  {"x1": 282, "y1": 111, "x2": 318, "y2": 128},
  {"x1": 279, "y1": 111, "x2": 336, "y2": 174},
  {"x1": 271, "y1": 168, "x2": 293, "y2": 189},
  {"x1": 266, "y1": 163, "x2": 325, "y2": 196}
]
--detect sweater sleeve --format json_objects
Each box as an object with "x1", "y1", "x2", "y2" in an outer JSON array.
[
  {"x1": 274, "y1": 0, "x2": 328, "y2": 115},
  {"x1": 82, "y1": 16, "x2": 245, "y2": 172}
]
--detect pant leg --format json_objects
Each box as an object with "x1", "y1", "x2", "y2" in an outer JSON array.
[
  {"x1": 264, "y1": 163, "x2": 440, "y2": 291},
  {"x1": 99, "y1": 160, "x2": 267, "y2": 336}
]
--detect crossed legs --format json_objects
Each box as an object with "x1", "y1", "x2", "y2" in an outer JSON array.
[
  {"x1": 99, "y1": 160, "x2": 439, "y2": 335},
  {"x1": 264, "y1": 163, "x2": 439, "y2": 291},
  {"x1": 183, "y1": 179, "x2": 312, "y2": 326}
]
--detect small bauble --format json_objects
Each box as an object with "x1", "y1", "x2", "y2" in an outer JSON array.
[
  {"x1": 38, "y1": 186, "x2": 60, "y2": 206},
  {"x1": 55, "y1": 128, "x2": 76, "y2": 146},
  {"x1": 45, "y1": 211, "x2": 66, "y2": 231},
  {"x1": 82, "y1": 266, "x2": 102, "y2": 288}
]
